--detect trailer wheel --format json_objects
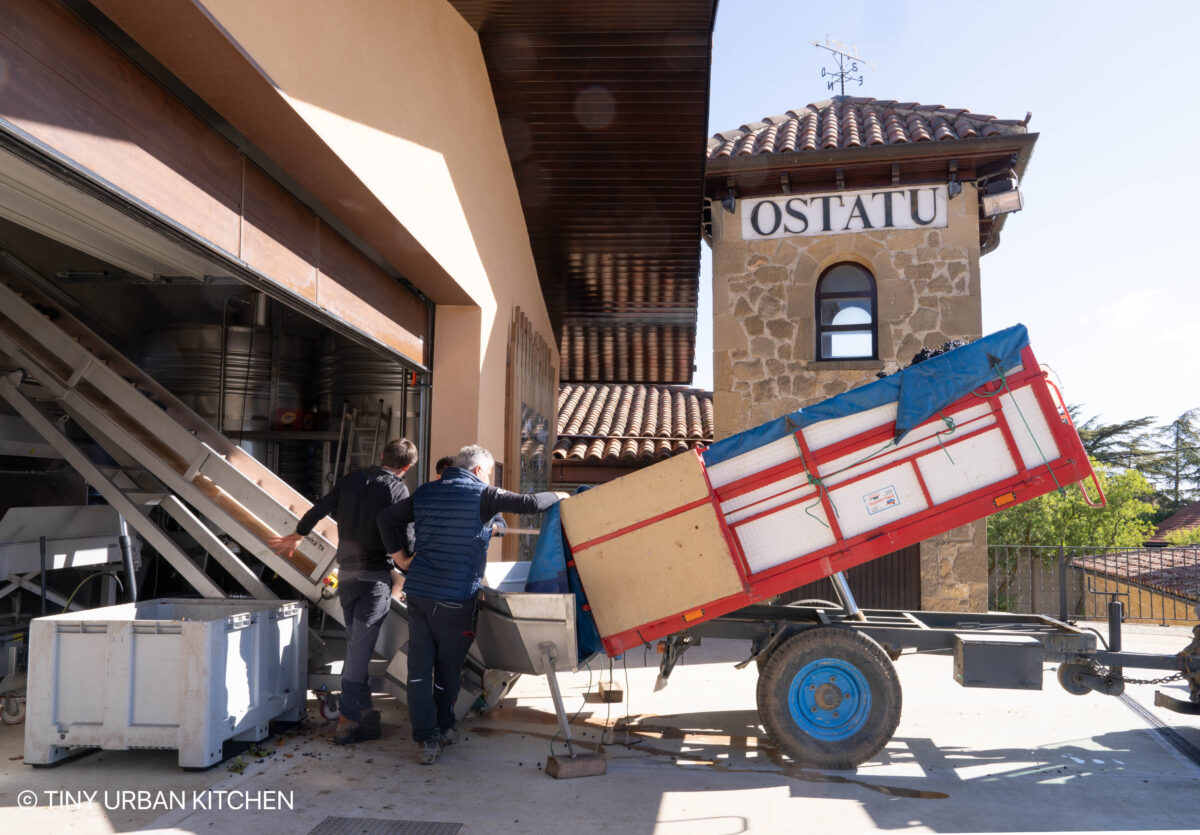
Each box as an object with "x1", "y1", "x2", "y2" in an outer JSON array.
[
  {"x1": 757, "y1": 627, "x2": 901, "y2": 769},
  {"x1": 1056, "y1": 663, "x2": 1092, "y2": 696}
]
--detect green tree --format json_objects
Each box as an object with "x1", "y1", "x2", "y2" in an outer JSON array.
[
  {"x1": 1144, "y1": 408, "x2": 1200, "y2": 514},
  {"x1": 1068, "y1": 406, "x2": 1157, "y2": 470},
  {"x1": 987, "y1": 460, "x2": 1156, "y2": 549},
  {"x1": 1164, "y1": 527, "x2": 1200, "y2": 546},
  {"x1": 987, "y1": 461, "x2": 1157, "y2": 610}
]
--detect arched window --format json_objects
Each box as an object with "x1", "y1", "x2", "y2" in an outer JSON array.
[{"x1": 816, "y1": 263, "x2": 877, "y2": 360}]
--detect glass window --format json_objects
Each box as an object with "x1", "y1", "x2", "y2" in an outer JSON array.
[{"x1": 816, "y1": 263, "x2": 877, "y2": 360}]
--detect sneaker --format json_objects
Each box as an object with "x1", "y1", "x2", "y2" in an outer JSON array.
[
  {"x1": 417, "y1": 739, "x2": 441, "y2": 765},
  {"x1": 333, "y1": 720, "x2": 381, "y2": 745},
  {"x1": 439, "y1": 727, "x2": 459, "y2": 747}
]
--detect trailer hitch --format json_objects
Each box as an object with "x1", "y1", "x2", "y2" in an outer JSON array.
[
  {"x1": 1134, "y1": 624, "x2": 1200, "y2": 716},
  {"x1": 1152, "y1": 626, "x2": 1200, "y2": 716},
  {"x1": 1161, "y1": 623, "x2": 1200, "y2": 713},
  {"x1": 1059, "y1": 624, "x2": 1200, "y2": 707},
  {"x1": 1182, "y1": 624, "x2": 1200, "y2": 699}
]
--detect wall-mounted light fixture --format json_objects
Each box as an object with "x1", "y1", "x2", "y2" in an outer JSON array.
[
  {"x1": 980, "y1": 169, "x2": 1023, "y2": 217},
  {"x1": 722, "y1": 187, "x2": 736, "y2": 214}
]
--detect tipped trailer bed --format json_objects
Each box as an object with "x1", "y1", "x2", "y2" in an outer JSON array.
[
  {"x1": 518, "y1": 325, "x2": 1200, "y2": 770},
  {"x1": 559, "y1": 325, "x2": 1103, "y2": 658}
]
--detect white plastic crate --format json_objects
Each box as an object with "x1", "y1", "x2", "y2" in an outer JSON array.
[{"x1": 24, "y1": 598, "x2": 307, "y2": 768}]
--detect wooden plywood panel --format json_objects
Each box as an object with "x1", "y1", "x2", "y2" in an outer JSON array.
[
  {"x1": 560, "y1": 450, "x2": 711, "y2": 547},
  {"x1": 572, "y1": 503, "x2": 743, "y2": 639}
]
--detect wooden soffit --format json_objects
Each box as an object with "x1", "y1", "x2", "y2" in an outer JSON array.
[{"x1": 449, "y1": 0, "x2": 718, "y2": 384}]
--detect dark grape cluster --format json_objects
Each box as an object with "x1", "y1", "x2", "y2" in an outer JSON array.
[{"x1": 876, "y1": 338, "x2": 974, "y2": 378}]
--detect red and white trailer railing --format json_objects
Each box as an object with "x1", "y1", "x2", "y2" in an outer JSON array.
[{"x1": 561, "y1": 331, "x2": 1103, "y2": 657}]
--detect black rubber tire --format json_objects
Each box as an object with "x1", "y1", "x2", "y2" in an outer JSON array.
[{"x1": 756, "y1": 626, "x2": 901, "y2": 769}]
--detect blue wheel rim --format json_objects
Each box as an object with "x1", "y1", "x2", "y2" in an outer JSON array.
[{"x1": 787, "y1": 657, "x2": 872, "y2": 741}]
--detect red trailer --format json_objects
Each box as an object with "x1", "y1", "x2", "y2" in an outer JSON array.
[
  {"x1": 485, "y1": 327, "x2": 1196, "y2": 770},
  {"x1": 561, "y1": 325, "x2": 1102, "y2": 656}
]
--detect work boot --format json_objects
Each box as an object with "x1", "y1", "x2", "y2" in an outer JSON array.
[
  {"x1": 417, "y1": 739, "x2": 442, "y2": 765},
  {"x1": 439, "y1": 727, "x2": 459, "y2": 747},
  {"x1": 361, "y1": 709, "x2": 381, "y2": 727}
]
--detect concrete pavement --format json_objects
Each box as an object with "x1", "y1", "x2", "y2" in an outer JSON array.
[{"x1": 0, "y1": 622, "x2": 1196, "y2": 833}]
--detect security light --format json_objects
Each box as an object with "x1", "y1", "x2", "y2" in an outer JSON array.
[
  {"x1": 980, "y1": 170, "x2": 1022, "y2": 216},
  {"x1": 981, "y1": 188, "x2": 1023, "y2": 217}
]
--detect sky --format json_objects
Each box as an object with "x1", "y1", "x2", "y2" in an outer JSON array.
[{"x1": 695, "y1": 0, "x2": 1200, "y2": 428}]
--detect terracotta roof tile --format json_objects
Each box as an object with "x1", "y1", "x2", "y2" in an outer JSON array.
[
  {"x1": 554, "y1": 383, "x2": 713, "y2": 465},
  {"x1": 1148, "y1": 500, "x2": 1200, "y2": 544},
  {"x1": 706, "y1": 96, "x2": 1028, "y2": 160},
  {"x1": 1072, "y1": 549, "x2": 1200, "y2": 603}
]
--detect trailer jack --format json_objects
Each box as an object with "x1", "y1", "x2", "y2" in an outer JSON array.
[
  {"x1": 1155, "y1": 624, "x2": 1200, "y2": 715},
  {"x1": 655, "y1": 634, "x2": 700, "y2": 690},
  {"x1": 1154, "y1": 691, "x2": 1200, "y2": 716}
]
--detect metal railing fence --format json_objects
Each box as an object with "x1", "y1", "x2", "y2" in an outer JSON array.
[{"x1": 988, "y1": 545, "x2": 1200, "y2": 625}]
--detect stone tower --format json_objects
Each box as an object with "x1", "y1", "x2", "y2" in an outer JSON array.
[{"x1": 704, "y1": 96, "x2": 1036, "y2": 612}]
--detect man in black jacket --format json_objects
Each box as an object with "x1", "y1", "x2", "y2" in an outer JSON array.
[{"x1": 269, "y1": 437, "x2": 416, "y2": 744}]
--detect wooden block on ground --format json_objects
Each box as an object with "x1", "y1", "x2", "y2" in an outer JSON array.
[
  {"x1": 597, "y1": 680, "x2": 623, "y2": 703},
  {"x1": 545, "y1": 754, "x2": 607, "y2": 779}
]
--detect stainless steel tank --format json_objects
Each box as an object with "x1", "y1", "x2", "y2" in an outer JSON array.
[
  {"x1": 276, "y1": 441, "x2": 323, "y2": 501},
  {"x1": 138, "y1": 324, "x2": 313, "y2": 460},
  {"x1": 316, "y1": 337, "x2": 419, "y2": 478}
]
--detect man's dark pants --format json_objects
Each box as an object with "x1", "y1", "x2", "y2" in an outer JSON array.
[
  {"x1": 338, "y1": 575, "x2": 392, "y2": 722},
  {"x1": 405, "y1": 595, "x2": 478, "y2": 743}
]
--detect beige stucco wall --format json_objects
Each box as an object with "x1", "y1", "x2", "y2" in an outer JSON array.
[
  {"x1": 194, "y1": 0, "x2": 557, "y2": 473},
  {"x1": 710, "y1": 182, "x2": 986, "y2": 611}
]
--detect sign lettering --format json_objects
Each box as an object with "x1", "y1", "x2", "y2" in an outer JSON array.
[{"x1": 741, "y1": 186, "x2": 948, "y2": 240}]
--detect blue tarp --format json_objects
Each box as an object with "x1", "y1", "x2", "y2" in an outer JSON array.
[
  {"x1": 703, "y1": 324, "x2": 1030, "y2": 467},
  {"x1": 524, "y1": 495, "x2": 604, "y2": 661}
]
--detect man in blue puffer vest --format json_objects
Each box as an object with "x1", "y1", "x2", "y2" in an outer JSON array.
[{"x1": 378, "y1": 444, "x2": 568, "y2": 765}]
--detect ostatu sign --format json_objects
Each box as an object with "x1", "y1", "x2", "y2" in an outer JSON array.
[{"x1": 741, "y1": 185, "x2": 948, "y2": 240}]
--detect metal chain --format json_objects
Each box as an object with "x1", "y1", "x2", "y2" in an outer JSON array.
[
  {"x1": 1114, "y1": 672, "x2": 1186, "y2": 686},
  {"x1": 1086, "y1": 660, "x2": 1185, "y2": 686}
]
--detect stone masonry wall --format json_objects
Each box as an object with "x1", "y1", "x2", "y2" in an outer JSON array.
[{"x1": 710, "y1": 182, "x2": 987, "y2": 611}]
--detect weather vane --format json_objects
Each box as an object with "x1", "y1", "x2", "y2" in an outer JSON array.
[{"x1": 810, "y1": 36, "x2": 875, "y2": 96}]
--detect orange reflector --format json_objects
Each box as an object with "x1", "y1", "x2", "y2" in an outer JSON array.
[
  {"x1": 656, "y1": 641, "x2": 667, "y2": 655},
  {"x1": 993, "y1": 491, "x2": 1017, "y2": 507},
  {"x1": 682, "y1": 608, "x2": 705, "y2": 623}
]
